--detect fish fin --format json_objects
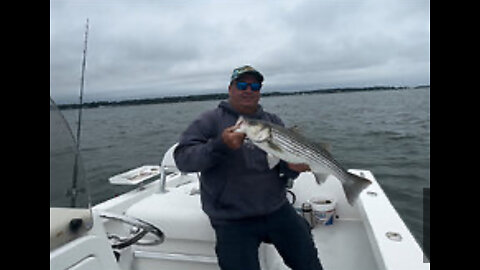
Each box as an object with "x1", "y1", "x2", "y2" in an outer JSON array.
[
  {"x1": 266, "y1": 153, "x2": 280, "y2": 169},
  {"x1": 244, "y1": 138, "x2": 254, "y2": 146},
  {"x1": 342, "y1": 172, "x2": 372, "y2": 205},
  {"x1": 312, "y1": 172, "x2": 330, "y2": 185},
  {"x1": 267, "y1": 141, "x2": 283, "y2": 153},
  {"x1": 311, "y1": 141, "x2": 333, "y2": 157},
  {"x1": 317, "y1": 142, "x2": 332, "y2": 153},
  {"x1": 288, "y1": 125, "x2": 302, "y2": 134}
]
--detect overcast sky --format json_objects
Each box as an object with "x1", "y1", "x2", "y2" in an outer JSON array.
[{"x1": 50, "y1": 0, "x2": 429, "y2": 104}]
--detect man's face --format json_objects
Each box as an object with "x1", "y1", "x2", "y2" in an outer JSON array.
[{"x1": 228, "y1": 74, "x2": 261, "y2": 114}]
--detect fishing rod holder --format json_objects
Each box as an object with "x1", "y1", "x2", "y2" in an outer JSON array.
[
  {"x1": 159, "y1": 166, "x2": 167, "y2": 193},
  {"x1": 158, "y1": 166, "x2": 194, "y2": 193}
]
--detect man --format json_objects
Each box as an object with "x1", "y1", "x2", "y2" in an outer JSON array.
[{"x1": 174, "y1": 65, "x2": 323, "y2": 270}]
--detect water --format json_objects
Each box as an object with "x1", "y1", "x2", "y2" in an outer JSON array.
[{"x1": 60, "y1": 88, "x2": 430, "y2": 248}]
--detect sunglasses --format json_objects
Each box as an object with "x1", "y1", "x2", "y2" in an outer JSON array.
[{"x1": 236, "y1": 81, "x2": 262, "y2": 91}]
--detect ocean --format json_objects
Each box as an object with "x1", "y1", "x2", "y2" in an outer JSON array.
[{"x1": 59, "y1": 87, "x2": 430, "y2": 249}]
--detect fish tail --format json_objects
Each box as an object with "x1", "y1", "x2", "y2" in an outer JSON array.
[{"x1": 342, "y1": 172, "x2": 372, "y2": 205}]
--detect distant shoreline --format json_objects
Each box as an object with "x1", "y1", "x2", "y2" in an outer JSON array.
[{"x1": 57, "y1": 85, "x2": 429, "y2": 110}]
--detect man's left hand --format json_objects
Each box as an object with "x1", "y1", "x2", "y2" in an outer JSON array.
[{"x1": 287, "y1": 163, "x2": 310, "y2": 173}]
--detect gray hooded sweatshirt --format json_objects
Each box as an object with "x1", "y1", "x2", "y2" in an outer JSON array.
[{"x1": 173, "y1": 101, "x2": 299, "y2": 223}]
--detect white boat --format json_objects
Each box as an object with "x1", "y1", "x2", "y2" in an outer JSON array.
[{"x1": 50, "y1": 98, "x2": 429, "y2": 270}]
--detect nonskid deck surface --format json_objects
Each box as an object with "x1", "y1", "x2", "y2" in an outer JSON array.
[
  {"x1": 260, "y1": 220, "x2": 378, "y2": 270},
  {"x1": 312, "y1": 220, "x2": 378, "y2": 270}
]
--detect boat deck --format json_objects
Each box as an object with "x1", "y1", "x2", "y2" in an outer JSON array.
[
  {"x1": 315, "y1": 220, "x2": 378, "y2": 269},
  {"x1": 259, "y1": 219, "x2": 378, "y2": 270},
  {"x1": 120, "y1": 171, "x2": 381, "y2": 270},
  {"x1": 88, "y1": 167, "x2": 428, "y2": 270}
]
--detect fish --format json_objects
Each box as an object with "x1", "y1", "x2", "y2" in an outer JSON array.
[{"x1": 235, "y1": 116, "x2": 371, "y2": 205}]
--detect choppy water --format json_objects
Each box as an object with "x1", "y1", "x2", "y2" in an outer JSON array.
[{"x1": 59, "y1": 88, "x2": 430, "y2": 248}]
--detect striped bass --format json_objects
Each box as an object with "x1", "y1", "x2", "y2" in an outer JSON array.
[{"x1": 235, "y1": 116, "x2": 371, "y2": 205}]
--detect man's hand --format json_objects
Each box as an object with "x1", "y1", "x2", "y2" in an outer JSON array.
[
  {"x1": 287, "y1": 163, "x2": 310, "y2": 173},
  {"x1": 222, "y1": 125, "x2": 246, "y2": 150}
]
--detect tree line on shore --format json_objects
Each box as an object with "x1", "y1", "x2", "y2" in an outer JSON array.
[{"x1": 57, "y1": 85, "x2": 429, "y2": 110}]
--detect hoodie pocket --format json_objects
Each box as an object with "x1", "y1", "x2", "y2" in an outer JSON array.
[{"x1": 242, "y1": 143, "x2": 269, "y2": 171}]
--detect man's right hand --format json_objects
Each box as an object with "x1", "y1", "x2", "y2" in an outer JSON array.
[{"x1": 222, "y1": 125, "x2": 246, "y2": 150}]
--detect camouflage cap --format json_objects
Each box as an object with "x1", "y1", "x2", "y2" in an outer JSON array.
[{"x1": 230, "y1": 65, "x2": 264, "y2": 83}]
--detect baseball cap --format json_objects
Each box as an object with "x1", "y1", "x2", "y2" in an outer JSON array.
[{"x1": 230, "y1": 65, "x2": 264, "y2": 83}]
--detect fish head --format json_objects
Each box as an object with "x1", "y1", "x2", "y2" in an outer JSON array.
[{"x1": 235, "y1": 116, "x2": 271, "y2": 143}]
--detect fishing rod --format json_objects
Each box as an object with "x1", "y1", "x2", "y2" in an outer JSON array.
[{"x1": 70, "y1": 18, "x2": 89, "y2": 207}]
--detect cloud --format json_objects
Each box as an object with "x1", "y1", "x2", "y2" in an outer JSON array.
[{"x1": 50, "y1": 0, "x2": 429, "y2": 103}]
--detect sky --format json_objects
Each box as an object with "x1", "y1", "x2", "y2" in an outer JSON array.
[{"x1": 50, "y1": 0, "x2": 430, "y2": 104}]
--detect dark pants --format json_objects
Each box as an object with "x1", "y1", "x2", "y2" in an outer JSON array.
[{"x1": 211, "y1": 203, "x2": 323, "y2": 270}]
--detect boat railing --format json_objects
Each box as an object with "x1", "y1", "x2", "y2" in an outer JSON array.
[{"x1": 158, "y1": 143, "x2": 193, "y2": 193}]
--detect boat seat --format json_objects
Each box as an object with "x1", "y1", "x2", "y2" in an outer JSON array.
[
  {"x1": 126, "y1": 181, "x2": 215, "y2": 243},
  {"x1": 125, "y1": 181, "x2": 290, "y2": 269}
]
